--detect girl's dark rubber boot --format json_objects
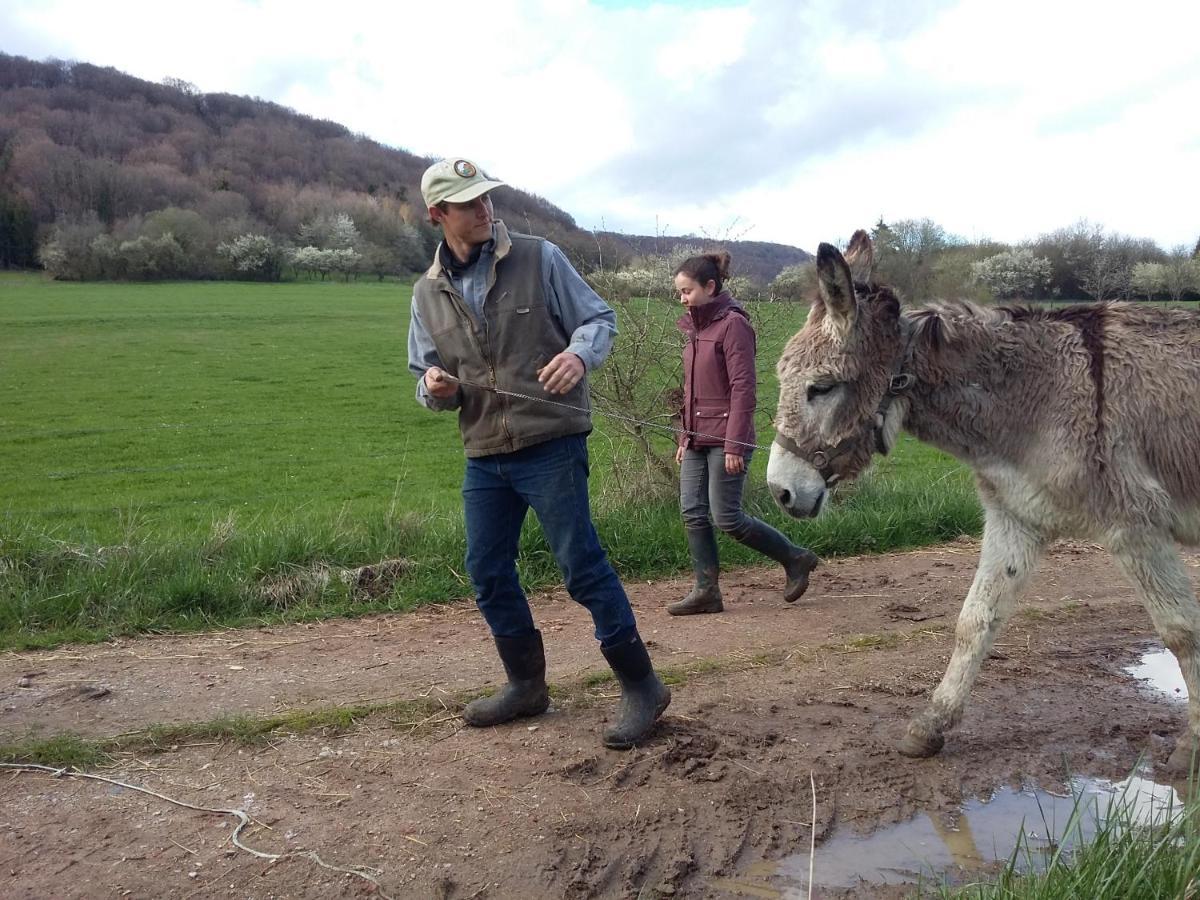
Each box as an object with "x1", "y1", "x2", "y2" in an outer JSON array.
[
  {"x1": 669, "y1": 526, "x2": 724, "y2": 615},
  {"x1": 782, "y1": 547, "x2": 820, "y2": 602},
  {"x1": 781, "y1": 546, "x2": 819, "y2": 602},
  {"x1": 600, "y1": 632, "x2": 672, "y2": 749},
  {"x1": 463, "y1": 631, "x2": 550, "y2": 727},
  {"x1": 737, "y1": 519, "x2": 820, "y2": 602}
]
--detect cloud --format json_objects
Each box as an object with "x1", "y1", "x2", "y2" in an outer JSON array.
[
  {"x1": 570, "y1": 0, "x2": 1200, "y2": 249},
  {"x1": 3, "y1": 0, "x2": 1199, "y2": 251},
  {"x1": 586, "y1": 1, "x2": 971, "y2": 196}
]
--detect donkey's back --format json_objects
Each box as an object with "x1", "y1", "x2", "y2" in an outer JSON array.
[
  {"x1": 1100, "y1": 304, "x2": 1200, "y2": 528},
  {"x1": 1004, "y1": 303, "x2": 1200, "y2": 543}
]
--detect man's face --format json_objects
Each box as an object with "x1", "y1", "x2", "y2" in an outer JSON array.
[{"x1": 431, "y1": 194, "x2": 494, "y2": 248}]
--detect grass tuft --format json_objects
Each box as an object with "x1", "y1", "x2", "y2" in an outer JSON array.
[{"x1": 0, "y1": 733, "x2": 110, "y2": 769}]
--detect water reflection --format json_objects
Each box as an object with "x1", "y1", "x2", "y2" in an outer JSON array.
[
  {"x1": 1126, "y1": 648, "x2": 1188, "y2": 699},
  {"x1": 711, "y1": 772, "x2": 1181, "y2": 896}
]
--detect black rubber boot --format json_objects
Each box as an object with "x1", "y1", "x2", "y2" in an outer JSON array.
[
  {"x1": 600, "y1": 632, "x2": 671, "y2": 749},
  {"x1": 668, "y1": 526, "x2": 724, "y2": 615},
  {"x1": 462, "y1": 631, "x2": 550, "y2": 727},
  {"x1": 737, "y1": 520, "x2": 819, "y2": 602}
]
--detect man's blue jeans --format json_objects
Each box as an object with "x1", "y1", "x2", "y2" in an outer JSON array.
[{"x1": 463, "y1": 433, "x2": 637, "y2": 647}]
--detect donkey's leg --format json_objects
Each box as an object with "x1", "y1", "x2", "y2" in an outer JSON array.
[
  {"x1": 1107, "y1": 530, "x2": 1200, "y2": 776},
  {"x1": 899, "y1": 508, "x2": 1045, "y2": 757}
]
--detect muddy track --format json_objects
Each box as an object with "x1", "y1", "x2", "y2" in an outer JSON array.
[{"x1": 2, "y1": 540, "x2": 1196, "y2": 899}]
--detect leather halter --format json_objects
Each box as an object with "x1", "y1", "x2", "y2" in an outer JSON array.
[{"x1": 773, "y1": 322, "x2": 916, "y2": 487}]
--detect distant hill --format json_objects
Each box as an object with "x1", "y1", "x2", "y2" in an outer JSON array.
[
  {"x1": 596, "y1": 232, "x2": 812, "y2": 286},
  {"x1": 0, "y1": 53, "x2": 810, "y2": 281}
]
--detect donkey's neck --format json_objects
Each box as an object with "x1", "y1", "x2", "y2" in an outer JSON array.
[{"x1": 896, "y1": 306, "x2": 1051, "y2": 469}]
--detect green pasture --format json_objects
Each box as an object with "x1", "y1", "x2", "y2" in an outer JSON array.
[
  {"x1": 0, "y1": 273, "x2": 463, "y2": 530},
  {"x1": 0, "y1": 274, "x2": 979, "y2": 649}
]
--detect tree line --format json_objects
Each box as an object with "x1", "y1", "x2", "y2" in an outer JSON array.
[{"x1": 767, "y1": 219, "x2": 1200, "y2": 304}]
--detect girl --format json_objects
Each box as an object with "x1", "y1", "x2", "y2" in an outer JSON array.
[{"x1": 671, "y1": 251, "x2": 818, "y2": 615}]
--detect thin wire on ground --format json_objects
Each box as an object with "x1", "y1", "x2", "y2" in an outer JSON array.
[{"x1": 0, "y1": 762, "x2": 395, "y2": 899}]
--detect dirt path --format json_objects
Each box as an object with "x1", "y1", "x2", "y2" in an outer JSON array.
[{"x1": 2, "y1": 540, "x2": 1196, "y2": 899}]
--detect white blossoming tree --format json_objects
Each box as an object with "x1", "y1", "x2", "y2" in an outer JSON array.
[
  {"x1": 971, "y1": 248, "x2": 1052, "y2": 300},
  {"x1": 217, "y1": 234, "x2": 285, "y2": 281}
]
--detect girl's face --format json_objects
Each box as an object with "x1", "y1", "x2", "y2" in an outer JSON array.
[{"x1": 675, "y1": 273, "x2": 718, "y2": 308}]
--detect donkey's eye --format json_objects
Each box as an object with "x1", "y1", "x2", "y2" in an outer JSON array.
[{"x1": 807, "y1": 382, "x2": 838, "y2": 402}]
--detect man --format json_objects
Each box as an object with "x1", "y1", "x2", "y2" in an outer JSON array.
[{"x1": 407, "y1": 157, "x2": 671, "y2": 749}]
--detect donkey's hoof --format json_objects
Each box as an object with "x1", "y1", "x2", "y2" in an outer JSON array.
[
  {"x1": 897, "y1": 729, "x2": 945, "y2": 758},
  {"x1": 1164, "y1": 739, "x2": 1200, "y2": 777}
]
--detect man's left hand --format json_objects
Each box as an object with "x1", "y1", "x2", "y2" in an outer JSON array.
[{"x1": 538, "y1": 352, "x2": 585, "y2": 395}]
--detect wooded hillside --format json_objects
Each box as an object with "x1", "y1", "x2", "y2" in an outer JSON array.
[{"x1": 0, "y1": 53, "x2": 811, "y2": 282}]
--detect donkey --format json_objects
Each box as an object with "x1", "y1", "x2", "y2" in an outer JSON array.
[{"x1": 766, "y1": 230, "x2": 1200, "y2": 773}]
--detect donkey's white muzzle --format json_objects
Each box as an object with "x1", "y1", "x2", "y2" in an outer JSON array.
[{"x1": 767, "y1": 442, "x2": 827, "y2": 518}]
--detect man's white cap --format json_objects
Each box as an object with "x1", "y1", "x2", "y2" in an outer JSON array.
[{"x1": 421, "y1": 157, "x2": 505, "y2": 208}]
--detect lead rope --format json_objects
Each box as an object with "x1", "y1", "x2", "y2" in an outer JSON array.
[{"x1": 440, "y1": 373, "x2": 775, "y2": 454}]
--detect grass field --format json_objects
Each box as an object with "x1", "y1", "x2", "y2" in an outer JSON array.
[
  {"x1": 1, "y1": 272, "x2": 463, "y2": 530},
  {"x1": 0, "y1": 273, "x2": 981, "y2": 649}
]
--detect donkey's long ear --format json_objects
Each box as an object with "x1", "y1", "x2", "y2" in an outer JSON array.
[
  {"x1": 842, "y1": 229, "x2": 874, "y2": 285},
  {"x1": 816, "y1": 241, "x2": 857, "y2": 336}
]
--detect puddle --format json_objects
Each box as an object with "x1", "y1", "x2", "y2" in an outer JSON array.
[
  {"x1": 1126, "y1": 648, "x2": 1188, "y2": 700},
  {"x1": 711, "y1": 772, "x2": 1182, "y2": 897}
]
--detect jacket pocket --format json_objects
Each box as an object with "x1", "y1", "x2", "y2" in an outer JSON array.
[{"x1": 690, "y1": 408, "x2": 729, "y2": 441}]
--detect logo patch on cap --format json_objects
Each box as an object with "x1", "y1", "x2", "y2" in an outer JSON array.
[{"x1": 453, "y1": 159, "x2": 477, "y2": 178}]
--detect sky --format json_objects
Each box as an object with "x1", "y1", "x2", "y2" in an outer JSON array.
[{"x1": 3, "y1": 0, "x2": 1199, "y2": 253}]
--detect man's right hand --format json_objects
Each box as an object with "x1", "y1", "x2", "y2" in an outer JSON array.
[{"x1": 424, "y1": 366, "x2": 459, "y2": 399}]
